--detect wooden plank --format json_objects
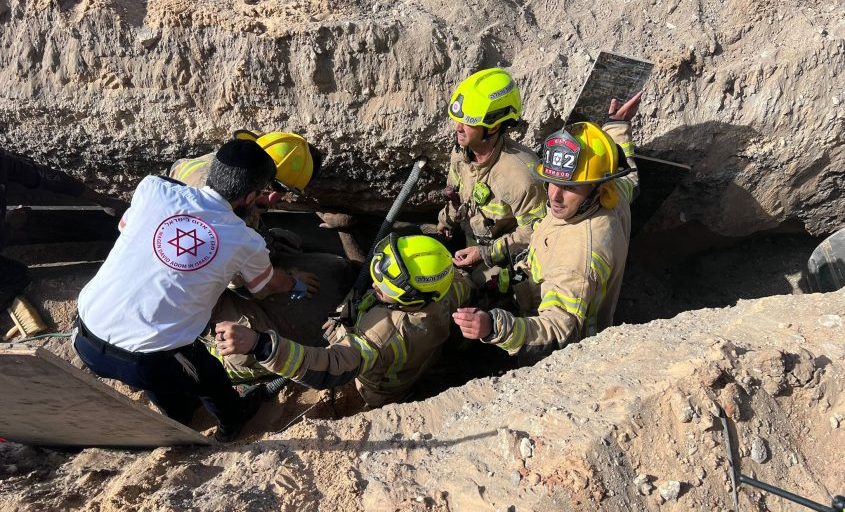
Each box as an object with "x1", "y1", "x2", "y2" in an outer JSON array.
[
  {"x1": 0, "y1": 346, "x2": 212, "y2": 447},
  {"x1": 633, "y1": 155, "x2": 691, "y2": 171}
]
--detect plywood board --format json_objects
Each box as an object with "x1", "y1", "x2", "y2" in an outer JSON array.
[
  {"x1": 0, "y1": 345, "x2": 212, "y2": 447},
  {"x1": 567, "y1": 51, "x2": 653, "y2": 124}
]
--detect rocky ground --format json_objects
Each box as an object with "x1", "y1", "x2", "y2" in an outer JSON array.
[
  {"x1": 0, "y1": 226, "x2": 839, "y2": 511},
  {"x1": 1, "y1": 277, "x2": 843, "y2": 511}
]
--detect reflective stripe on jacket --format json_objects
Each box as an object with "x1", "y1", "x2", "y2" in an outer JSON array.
[
  {"x1": 169, "y1": 153, "x2": 214, "y2": 188},
  {"x1": 484, "y1": 122, "x2": 638, "y2": 359},
  {"x1": 437, "y1": 137, "x2": 545, "y2": 266}
]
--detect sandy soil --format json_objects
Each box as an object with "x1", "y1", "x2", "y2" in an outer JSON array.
[
  {"x1": 1, "y1": 274, "x2": 842, "y2": 511},
  {"x1": 1, "y1": 229, "x2": 840, "y2": 511},
  {"x1": 1, "y1": 0, "x2": 843, "y2": 508}
]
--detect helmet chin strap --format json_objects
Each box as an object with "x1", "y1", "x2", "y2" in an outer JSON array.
[
  {"x1": 461, "y1": 127, "x2": 502, "y2": 161},
  {"x1": 575, "y1": 185, "x2": 600, "y2": 216},
  {"x1": 376, "y1": 286, "x2": 435, "y2": 310}
]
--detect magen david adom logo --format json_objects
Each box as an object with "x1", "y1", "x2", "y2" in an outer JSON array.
[{"x1": 153, "y1": 214, "x2": 219, "y2": 271}]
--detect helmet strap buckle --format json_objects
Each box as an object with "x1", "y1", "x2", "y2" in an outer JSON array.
[{"x1": 384, "y1": 233, "x2": 439, "y2": 307}]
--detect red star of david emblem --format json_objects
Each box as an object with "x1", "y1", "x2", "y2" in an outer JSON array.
[{"x1": 167, "y1": 228, "x2": 206, "y2": 257}]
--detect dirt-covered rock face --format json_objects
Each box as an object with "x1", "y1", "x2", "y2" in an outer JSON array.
[{"x1": 0, "y1": 0, "x2": 843, "y2": 236}]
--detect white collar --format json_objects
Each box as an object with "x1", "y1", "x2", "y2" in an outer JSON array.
[{"x1": 201, "y1": 186, "x2": 233, "y2": 212}]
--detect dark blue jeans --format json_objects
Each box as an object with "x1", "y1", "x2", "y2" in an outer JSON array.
[{"x1": 73, "y1": 318, "x2": 243, "y2": 428}]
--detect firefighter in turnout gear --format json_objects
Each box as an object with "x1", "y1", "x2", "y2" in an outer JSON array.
[
  {"x1": 171, "y1": 131, "x2": 318, "y2": 196},
  {"x1": 213, "y1": 235, "x2": 472, "y2": 407},
  {"x1": 436, "y1": 68, "x2": 546, "y2": 285},
  {"x1": 453, "y1": 92, "x2": 643, "y2": 364}
]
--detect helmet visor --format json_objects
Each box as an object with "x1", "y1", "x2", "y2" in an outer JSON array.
[
  {"x1": 371, "y1": 252, "x2": 398, "y2": 283},
  {"x1": 370, "y1": 235, "x2": 411, "y2": 302},
  {"x1": 482, "y1": 105, "x2": 517, "y2": 126},
  {"x1": 370, "y1": 235, "x2": 405, "y2": 283}
]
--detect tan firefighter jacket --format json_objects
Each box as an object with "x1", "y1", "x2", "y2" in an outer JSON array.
[
  {"x1": 437, "y1": 137, "x2": 546, "y2": 267},
  {"x1": 169, "y1": 153, "x2": 214, "y2": 188},
  {"x1": 483, "y1": 121, "x2": 638, "y2": 360},
  {"x1": 257, "y1": 274, "x2": 472, "y2": 406}
]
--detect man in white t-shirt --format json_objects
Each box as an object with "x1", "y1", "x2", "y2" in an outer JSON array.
[{"x1": 74, "y1": 139, "x2": 297, "y2": 442}]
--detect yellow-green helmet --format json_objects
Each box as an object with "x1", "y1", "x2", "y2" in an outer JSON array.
[
  {"x1": 447, "y1": 68, "x2": 522, "y2": 128},
  {"x1": 536, "y1": 122, "x2": 628, "y2": 186},
  {"x1": 370, "y1": 234, "x2": 454, "y2": 307},
  {"x1": 233, "y1": 130, "x2": 315, "y2": 193}
]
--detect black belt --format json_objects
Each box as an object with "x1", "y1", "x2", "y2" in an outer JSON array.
[{"x1": 75, "y1": 317, "x2": 180, "y2": 362}]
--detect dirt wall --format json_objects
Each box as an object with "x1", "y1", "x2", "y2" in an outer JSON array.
[{"x1": 1, "y1": 0, "x2": 843, "y2": 237}]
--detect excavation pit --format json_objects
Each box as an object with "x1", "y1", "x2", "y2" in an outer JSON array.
[{"x1": 0, "y1": 207, "x2": 825, "y2": 439}]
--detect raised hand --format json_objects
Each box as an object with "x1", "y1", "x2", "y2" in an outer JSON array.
[{"x1": 608, "y1": 91, "x2": 643, "y2": 121}]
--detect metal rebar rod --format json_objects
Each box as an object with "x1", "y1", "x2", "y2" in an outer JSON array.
[{"x1": 738, "y1": 475, "x2": 836, "y2": 512}]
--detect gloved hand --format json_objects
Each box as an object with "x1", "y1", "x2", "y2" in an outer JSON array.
[{"x1": 289, "y1": 270, "x2": 320, "y2": 299}]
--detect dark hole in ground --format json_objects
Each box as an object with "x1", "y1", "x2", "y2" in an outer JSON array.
[
  {"x1": 265, "y1": 211, "x2": 826, "y2": 404},
  {"x1": 1, "y1": 206, "x2": 826, "y2": 427},
  {"x1": 618, "y1": 231, "x2": 822, "y2": 324},
  {"x1": 410, "y1": 231, "x2": 823, "y2": 402}
]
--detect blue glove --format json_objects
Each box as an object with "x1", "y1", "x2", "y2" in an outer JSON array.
[{"x1": 289, "y1": 278, "x2": 308, "y2": 300}]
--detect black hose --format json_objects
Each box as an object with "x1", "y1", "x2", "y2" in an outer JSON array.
[{"x1": 350, "y1": 159, "x2": 426, "y2": 298}]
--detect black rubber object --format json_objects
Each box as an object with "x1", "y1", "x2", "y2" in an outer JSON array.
[
  {"x1": 351, "y1": 159, "x2": 425, "y2": 298},
  {"x1": 807, "y1": 227, "x2": 845, "y2": 293}
]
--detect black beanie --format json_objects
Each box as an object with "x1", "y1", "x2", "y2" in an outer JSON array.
[
  {"x1": 215, "y1": 139, "x2": 275, "y2": 179},
  {"x1": 207, "y1": 139, "x2": 275, "y2": 201}
]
